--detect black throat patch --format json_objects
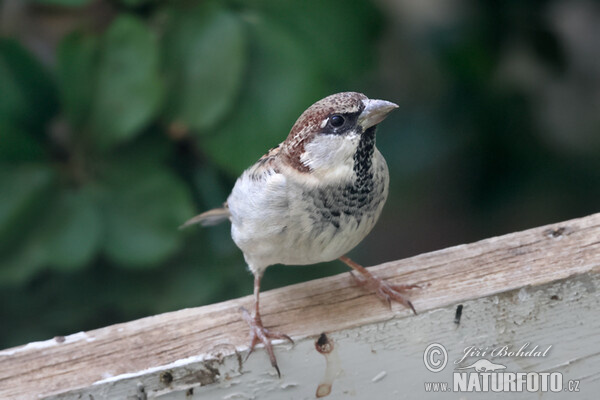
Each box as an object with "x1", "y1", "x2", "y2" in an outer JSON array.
[
  {"x1": 353, "y1": 126, "x2": 376, "y2": 185},
  {"x1": 305, "y1": 125, "x2": 383, "y2": 230}
]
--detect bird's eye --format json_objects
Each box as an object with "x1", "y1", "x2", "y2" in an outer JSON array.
[{"x1": 330, "y1": 115, "x2": 345, "y2": 128}]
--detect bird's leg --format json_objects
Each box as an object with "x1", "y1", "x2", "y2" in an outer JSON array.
[
  {"x1": 339, "y1": 255, "x2": 419, "y2": 314},
  {"x1": 240, "y1": 272, "x2": 293, "y2": 377}
]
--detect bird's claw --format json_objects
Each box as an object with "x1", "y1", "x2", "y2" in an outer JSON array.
[
  {"x1": 349, "y1": 271, "x2": 419, "y2": 314},
  {"x1": 240, "y1": 306, "x2": 293, "y2": 378}
]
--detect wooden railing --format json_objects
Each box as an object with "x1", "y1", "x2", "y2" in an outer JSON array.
[{"x1": 1, "y1": 213, "x2": 599, "y2": 399}]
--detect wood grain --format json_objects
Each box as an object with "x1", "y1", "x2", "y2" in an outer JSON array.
[{"x1": 1, "y1": 213, "x2": 599, "y2": 399}]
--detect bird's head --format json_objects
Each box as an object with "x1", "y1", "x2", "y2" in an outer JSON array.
[{"x1": 281, "y1": 92, "x2": 397, "y2": 182}]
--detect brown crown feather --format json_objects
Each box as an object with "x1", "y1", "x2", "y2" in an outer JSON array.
[{"x1": 280, "y1": 92, "x2": 367, "y2": 173}]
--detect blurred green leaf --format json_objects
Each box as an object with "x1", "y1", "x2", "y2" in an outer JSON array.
[
  {"x1": 0, "y1": 240, "x2": 48, "y2": 286},
  {"x1": 0, "y1": 185, "x2": 101, "y2": 284},
  {"x1": 0, "y1": 120, "x2": 45, "y2": 162},
  {"x1": 0, "y1": 39, "x2": 57, "y2": 135},
  {"x1": 57, "y1": 31, "x2": 98, "y2": 130},
  {"x1": 89, "y1": 15, "x2": 162, "y2": 149},
  {"x1": 153, "y1": 241, "x2": 234, "y2": 312},
  {"x1": 0, "y1": 164, "x2": 55, "y2": 247},
  {"x1": 34, "y1": 0, "x2": 92, "y2": 6},
  {"x1": 249, "y1": 0, "x2": 381, "y2": 80},
  {"x1": 162, "y1": 4, "x2": 246, "y2": 132},
  {"x1": 119, "y1": 0, "x2": 153, "y2": 7},
  {"x1": 0, "y1": 164, "x2": 57, "y2": 285},
  {"x1": 199, "y1": 17, "x2": 325, "y2": 173},
  {"x1": 101, "y1": 168, "x2": 194, "y2": 267},
  {"x1": 107, "y1": 130, "x2": 173, "y2": 169},
  {"x1": 42, "y1": 189, "x2": 102, "y2": 270}
]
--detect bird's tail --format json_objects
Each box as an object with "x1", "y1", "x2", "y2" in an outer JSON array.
[{"x1": 180, "y1": 204, "x2": 230, "y2": 229}]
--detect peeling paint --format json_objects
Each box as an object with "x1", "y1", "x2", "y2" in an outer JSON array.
[
  {"x1": 518, "y1": 287, "x2": 530, "y2": 302},
  {"x1": 371, "y1": 371, "x2": 386, "y2": 382},
  {"x1": 315, "y1": 333, "x2": 333, "y2": 354},
  {"x1": 136, "y1": 382, "x2": 147, "y2": 400},
  {"x1": 314, "y1": 333, "x2": 342, "y2": 398},
  {"x1": 0, "y1": 331, "x2": 94, "y2": 356},
  {"x1": 543, "y1": 226, "x2": 571, "y2": 239},
  {"x1": 93, "y1": 354, "x2": 210, "y2": 385},
  {"x1": 316, "y1": 383, "x2": 331, "y2": 397},
  {"x1": 222, "y1": 391, "x2": 255, "y2": 399},
  {"x1": 159, "y1": 371, "x2": 174, "y2": 386},
  {"x1": 279, "y1": 382, "x2": 298, "y2": 389}
]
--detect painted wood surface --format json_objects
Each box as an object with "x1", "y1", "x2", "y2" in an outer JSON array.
[{"x1": 1, "y1": 213, "x2": 599, "y2": 399}]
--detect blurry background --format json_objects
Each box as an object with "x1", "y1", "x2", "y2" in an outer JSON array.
[{"x1": 1, "y1": 0, "x2": 599, "y2": 349}]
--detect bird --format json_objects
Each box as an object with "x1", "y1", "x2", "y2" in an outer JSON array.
[{"x1": 182, "y1": 92, "x2": 418, "y2": 376}]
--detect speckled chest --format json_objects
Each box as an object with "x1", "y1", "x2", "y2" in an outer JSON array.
[{"x1": 303, "y1": 127, "x2": 388, "y2": 230}]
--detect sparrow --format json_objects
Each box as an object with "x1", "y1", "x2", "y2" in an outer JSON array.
[{"x1": 182, "y1": 92, "x2": 417, "y2": 376}]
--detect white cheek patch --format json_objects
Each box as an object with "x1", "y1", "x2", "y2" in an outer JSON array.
[
  {"x1": 320, "y1": 118, "x2": 329, "y2": 128},
  {"x1": 300, "y1": 133, "x2": 360, "y2": 180}
]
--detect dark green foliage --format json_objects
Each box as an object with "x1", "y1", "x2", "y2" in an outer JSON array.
[
  {"x1": 161, "y1": 4, "x2": 246, "y2": 133},
  {"x1": 0, "y1": 39, "x2": 58, "y2": 136}
]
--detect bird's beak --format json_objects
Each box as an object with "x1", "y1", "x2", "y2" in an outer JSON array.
[{"x1": 358, "y1": 99, "x2": 398, "y2": 129}]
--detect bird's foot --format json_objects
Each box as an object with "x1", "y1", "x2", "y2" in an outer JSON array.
[
  {"x1": 349, "y1": 269, "x2": 420, "y2": 314},
  {"x1": 240, "y1": 307, "x2": 294, "y2": 377}
]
